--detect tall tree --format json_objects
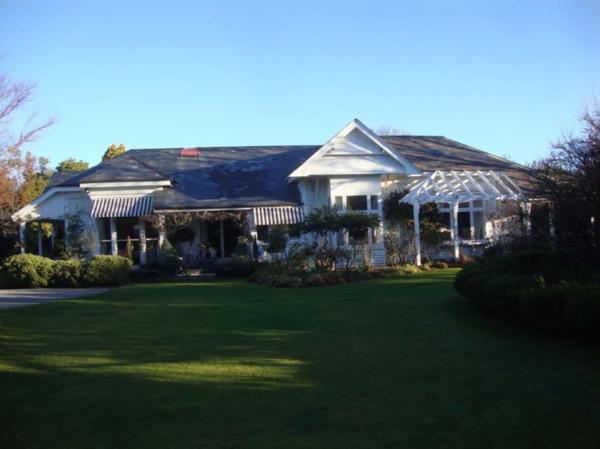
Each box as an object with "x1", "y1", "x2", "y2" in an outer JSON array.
[
  {"x1": 0, "y1": 73, "x2": 54, "y2": 257},
  {"x1": 536, "y1": 104, "x2": 600, "y2": 263},
  {"x1": 56, "y1": 158, "x2": 89, "y2": 172},
  {"x1": 102, "y1": 143, "x2": 126, "y2": 161}
]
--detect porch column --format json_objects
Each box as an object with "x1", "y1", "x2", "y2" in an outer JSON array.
[
  {"x1": 110, "y1": 217, "x2": 118, "y2": 256},
  {"x1": 157, "y1": 214, "x2": 166, "y2": 253},
  {"x1": 37, "y1": 224, "x2": 43, "y2": 256},
  {"x1": 219, "y1": 218, "x2": 225, "y2": 260},
  {"x1": 451, "y1": 201, "x2": 460, "y2": 261},
  {"x1": 19, "y1": 222, "x2": 26, "y2": 254},
  {"x1": 523, "y1": 201, "x2": 532, "y2": 235},
  {"x1": 64, "y1": 218, "x2": 69, "y2": 250},
  {"x1": 413, "y1": 202, "x2": 421, "y2": 266},
  {"x1": 50, "y1": 223, "x2": 56, "y2": 253},
  {"x1": 93, "y1": 219, "x2": 101, "y2": 255},
  {"x1": 139, "y1": 219, "x2": 147, "y2": 265},
  {"x1": 247, "y1": 211, "x2": 258, "y2": 259}
]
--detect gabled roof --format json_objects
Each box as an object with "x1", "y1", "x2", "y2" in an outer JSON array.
[
  {"x1": 43, "y1": 122, "x2": 542, "y2": 211},
  {"x1": 288, "y1": 119, "x2": 420, "y2": 178}
]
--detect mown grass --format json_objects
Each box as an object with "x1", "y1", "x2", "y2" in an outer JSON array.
[{"x1": 1, "y1": 269, "x2": 599, "y2": 448}]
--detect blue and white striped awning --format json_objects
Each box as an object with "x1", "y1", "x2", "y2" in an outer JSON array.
[
  {"x1": 91, "y1": 196, "x2": 154, "y2": 218},
  {"x1": 253, "y1": 206, "x2": 304, "y2": 226}
]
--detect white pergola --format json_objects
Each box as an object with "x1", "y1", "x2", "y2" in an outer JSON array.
[{"x1": 399, "y1": 170, "x2": 525, "y2": 265}]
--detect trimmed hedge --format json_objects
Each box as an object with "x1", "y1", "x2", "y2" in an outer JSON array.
[
  {"x1": 0, "y1": 254, "x2": 132, "y2": 288},
  {"x1": 454, "y1": 252, "x2": 600, "y2": 342},
  {"x1": 81, "y1": 256, "x2": 132, "y2": 286},
  {"x1": 51, "y1": 260, "x2": 82, "y2": 287},
  {"x1": 2, "y1": 254, "x2": 55, "y2": 288}
]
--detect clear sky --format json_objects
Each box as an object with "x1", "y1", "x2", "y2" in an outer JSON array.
[{"x1": 1, "y1": 0, "x2": 599, "y2": 167}]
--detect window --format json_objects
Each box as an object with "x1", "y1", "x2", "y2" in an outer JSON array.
[
  {"x1": 458, "y1": 212, "x2": 471, "y2": 239},
  {"x1": 370, "y1": 195, "x2": 378, "y2": 211},
  {"x1": 334, "y1": 196, "x2": 343, "y2": 208},
  {"x1": 438, "y1": 200, "x2": 486, "y2": 241},
  {"x1": 346, "y1": 195, "x2": 368, "y2": 211},
  {"x1": 473, "y1": 211, "x2": 484, "y2": 239}
]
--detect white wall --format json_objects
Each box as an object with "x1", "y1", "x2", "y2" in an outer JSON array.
[
  {"x1": 35, "y1": 191, "x2": 92, "y2": 220},
  {"x1": 298, "y1": 177, "x2": 330, "y2": 213},
  {"x1": 329, "y1": 176, "x2": 382, "y2": 200}
]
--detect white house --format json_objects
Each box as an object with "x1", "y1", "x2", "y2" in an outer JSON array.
[{"x1": 12, "y1": 119, "x2": 543, "y2": 266}]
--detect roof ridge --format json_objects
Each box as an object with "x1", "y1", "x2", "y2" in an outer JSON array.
[{"x1": 128, "y1": 144, "x2": 320, "y2": 152}]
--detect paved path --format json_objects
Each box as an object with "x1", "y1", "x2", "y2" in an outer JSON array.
[{"x1": 0, "y1": 288, "x2": 110, "y2": 310}]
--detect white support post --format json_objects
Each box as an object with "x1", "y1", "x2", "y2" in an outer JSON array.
[
  {"x1": 157, "y1": 214, "x2": 166, "y2": 253},
  {"x1": 50, "y1": 224, "x2": 56, "y2": 254},
  {"x1": 413, "y1": 202, "x2": 421, "y2": 266},
  {"x1": 219, "y1": 218, "x2": 225, "y2": 260},
  {"x1": 451, "y1": 201, "x2": 460, "y2": 261},
  {"x1": 64, "y1": 218, "x2": 69, "y2": 251},
  {"x1": 523, "y1": 201, "x2": 532, "y2": 235},
  {"x1": 110, "y1": 217, "x2": 118, "y2": 256},
  {"x1": 37, "y1": 225, "x2": 43, "y2": 256},
  {"x1": 139, "y1": 219, "x2": 147, "y2": 265},
  {"x1": 19, "y1": 222, "x2": 26, "y2": 254},
  {"x1": 247, "y1": 211, "x2": 257, "y2": 259}
]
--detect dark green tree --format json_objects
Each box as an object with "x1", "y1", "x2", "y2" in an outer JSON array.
[{"x1": 56, "y1": 158, "x2": 89, "y2": 172}]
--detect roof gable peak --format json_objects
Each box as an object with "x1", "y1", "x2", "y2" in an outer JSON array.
[{"x1": 288, "y1": 118, "x2": 420, "y2": 179}]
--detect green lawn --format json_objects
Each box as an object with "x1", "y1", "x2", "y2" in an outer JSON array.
[{"x1": 1, "y1": 270, "x2": 599, "y2": 449}]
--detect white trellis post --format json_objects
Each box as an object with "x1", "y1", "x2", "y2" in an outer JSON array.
[
  {"x1": 413, "y1": 202, "x2": 421, "y2": 266},
  {"x1": 451, "y1": 201, "x2": 460, "y2": 261}
]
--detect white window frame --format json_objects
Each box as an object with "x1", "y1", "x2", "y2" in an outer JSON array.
[
  {"x1": 438, "y1": 200, "x2": 486, "y2": 242},
  {"x1": 330, "y1": 194, "x2": 382, "y2": 246}
]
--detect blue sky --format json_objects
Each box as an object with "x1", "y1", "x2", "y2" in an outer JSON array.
[{"x1": 1, "y1": 0, "x2": 599, "y2": 167}]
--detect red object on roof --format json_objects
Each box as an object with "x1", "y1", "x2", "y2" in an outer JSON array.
[{"x1": 180, "y1": 148, "x2": 200, "y2": 157}]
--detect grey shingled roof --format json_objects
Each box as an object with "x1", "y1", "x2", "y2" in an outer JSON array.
[
  {"x1": 93, "y1": 146, "x2": 320, "y2": 209},
  {"x1": 382, "y1": 135, "x2": 542, "y2": 195},
  {"x1": 44, "y1": 170, "x2": 85, "y2": 192},
  {"x1": 48, "y1": 137, "x2": 542, "y2": 209}
]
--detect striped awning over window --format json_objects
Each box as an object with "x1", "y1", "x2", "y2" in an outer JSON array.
[
  {"x1": 91, "y1": 196, "x2": 154, "y2": 218},
  {"x1": 253, "y1": 206, "x2": 304, "y2": 226}
]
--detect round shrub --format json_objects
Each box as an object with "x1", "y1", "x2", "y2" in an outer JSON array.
[
  {"x1": 400, "y1": 264, "x2": 420, "y2": 275},
  {"x1": 2, "y1": 254, "x2": 55, "y2": 288},
  {"x1": 432, "y1": 261, "x2": 449, "y2": 269},
  {"x1": 82, "y1": 255, "x2": 132, "y2": 286},
  {"x1": 51, "y1": 259, "x2": 82, "y2": 287}
]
